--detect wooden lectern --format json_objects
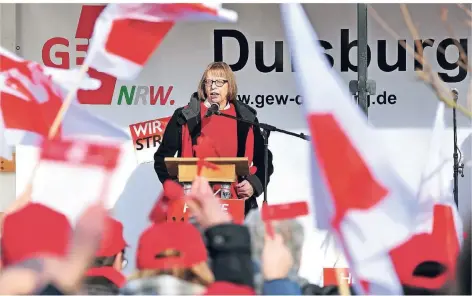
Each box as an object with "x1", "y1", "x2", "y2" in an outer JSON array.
[
  {"x1": 165, "y1": 157, "x2": 249, "y2": 224},
  {"x1": 0, "y1": 153, "x2": 16, "y2": 173}
]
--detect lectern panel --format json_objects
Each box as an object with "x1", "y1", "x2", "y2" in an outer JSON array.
[
  {"x1": 178, "y1": 164, "x2": 236, "y2": 183},
  {"x1": 164, "y1": 157, "x2": 249, "y2": 183}
]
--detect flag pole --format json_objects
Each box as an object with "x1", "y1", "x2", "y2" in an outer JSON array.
[
  {"x1": 23, "y1": 63, "x2": 90, "y2": 197},
  {"x1": 48, "y1": 63, "x2": 90, "y2": 139}
]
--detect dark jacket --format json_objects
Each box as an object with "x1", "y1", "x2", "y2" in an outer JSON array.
[
  {"x1": 154, "y1": 92, "x2": 274, "y2": 215},
  {"x1": 205, "y1": 223, "x2": 255, "y2": 290},
  {"x1": 82, "y1": 276, "x2": 120, "y2": 295}
]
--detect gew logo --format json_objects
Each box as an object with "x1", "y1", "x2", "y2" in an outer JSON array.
[{"x1": 41, "y1": 5, "x2": 173, "y2": 106}]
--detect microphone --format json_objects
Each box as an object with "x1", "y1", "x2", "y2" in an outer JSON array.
[
  {"x1": 205, "y1": 103, "x2": 220, "y2": 118},
  {"x1": 452, "y1": 88, "x2": 459, "y2": 102}
]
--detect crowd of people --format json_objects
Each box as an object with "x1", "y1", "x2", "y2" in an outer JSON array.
[
  {"x1": 0, "y1": 45, "x2": 469, "y2": 296},
  {"x1": 0, "y1": 2, "x2": 470, "y2": 294},
  {"x1": 0, "y1": 175, "x2": 468, "y2": 295}
]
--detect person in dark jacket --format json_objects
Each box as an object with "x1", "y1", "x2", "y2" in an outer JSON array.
[
  {"x1": 82, "y1": 216, "x2": 128, "y2": 295},
  {"x1": 154, "y1": 61, "x2": 274, "y2": 215},
  {"x1": 122, "y1": 176, "x2": 255, "y2": 295},
  {"x1": 190, "y1": 176, "x2": 256, "y2": 294}
]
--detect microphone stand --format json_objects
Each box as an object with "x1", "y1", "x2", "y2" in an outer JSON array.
[
  {"x1": 214, "y1": 111, "x2": 310, "y2": 204},
  {"x1": 452, "y1": 90, "x2": 464, "y2": 208}
]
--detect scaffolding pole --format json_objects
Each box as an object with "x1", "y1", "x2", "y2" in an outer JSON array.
[
  {"x1": 349, "y1": 3, "x2": 375, "y2": 116},
  {"x1": 357, "y1": 4, "x2": 369, "y2": 116}
]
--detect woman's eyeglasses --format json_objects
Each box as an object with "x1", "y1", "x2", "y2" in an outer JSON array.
[{"x1": 204, "y1": 79, "x2": 227, "y2": 87}]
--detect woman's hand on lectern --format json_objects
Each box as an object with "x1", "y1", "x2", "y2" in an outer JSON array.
[
  {"x1": 187, "y1": 176, "x2": 232, "y2": 229},
  {"x1": 236, "y1": 180, "x2": 254, "y2": 200}
]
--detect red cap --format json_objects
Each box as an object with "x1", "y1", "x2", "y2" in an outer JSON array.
[
  {"x1": 95, "y1": 216, "x2": 127, "y2": 257},
  {"x1": 136, "y1": 222, "x2": 207, "y2": 270},
  {"x1": 1, "y1": 203, "x2": 72, "y2": 267}
]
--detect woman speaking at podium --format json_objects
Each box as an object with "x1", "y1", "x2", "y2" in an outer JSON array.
[{"x1": 154, "y1": 61, "x2": 273, "y2": 216}]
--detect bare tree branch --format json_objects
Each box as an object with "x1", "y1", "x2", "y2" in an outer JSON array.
[
  {"x1": 368, "y1": 6, "x2": 426, "y2": 67},
  {"x1": 467, "y1": 78, "x2": 472, "y2": 113},
  {"x1": 440, "y1": 7, "x2": 470, "y2": 72},
  {"x1": 399, "y1": 4, "x2": 424, "y2": 55},
  {"x1": 400, "y1": 4, "x2": 472, "y2": 115},
  {"x1": 457, "y1": 3, "x2": 472, "y2": 19},
  {"x1": 440, "y1": 7, "x2": 472, "y2": 112},
  {"x1": 417, "y1": 68, "x2": 472, "y2": 117},
  {"x1": 371, "y1": 5, "x2": 469, "y2": 72},
  {"x1": 369, "y1": 4, "x2": 472, "y2": 118}
]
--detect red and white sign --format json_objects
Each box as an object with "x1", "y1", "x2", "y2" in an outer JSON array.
[
  {"x1": 129, "y1": 116, "x2": 171, "y2": 164},
  {"x1": 219, "y1": 199, "x2": 245, "y2": 224},
  {"x1": 261, "y1": 201, "x2": 309, "y2": 221},
  {"x1": 32, "y1": 139, "x2": 122, "y2": 225},
  {"x1": 169, "y1": 198, "x2": 245, "y2": 225},
  {"x1": 323, "y1": 268, "x2": 355, "y2": 286},
  {"x1": 166, "y1": 198, "x2": 191, "y2": 222}
]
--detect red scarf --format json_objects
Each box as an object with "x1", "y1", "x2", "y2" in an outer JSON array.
[{"x1": 181, "y1": 102, "x2": 255, "y2": 198}]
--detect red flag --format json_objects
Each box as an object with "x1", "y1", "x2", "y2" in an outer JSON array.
[
  {"x1": 261, "y1": 203, "x2": 275, "y2": 239},
  {"x1": 85, "y1": 4, "x2": 237, "y2": 80},
  {"x1": 148, "y1": 180, "x2": 186, "y2": 223},
  {"x1": 0, "y1": 47, "x2": 129, "y2": 149},
  {"x1": 261, "y1": 201, "x2": 309, "y2": 221},
  {"x1": 390, "y1": 204, "x2": 460, "y2": 289},
  {"x1": 281, "y1": 3, "x2": 418, "y2": 293},
  {"x1": 261, "y1": 201, "x2": 309, "y2": 239},
  {"x1": 0, "y1": 54, "x2": 63, "y2": 138},
  {"x1": 308, "y1": 114, "x2": 388, "y2": 229},
  {"x1": 193, "y1": 136, "x2": 220, "y2": 176}
]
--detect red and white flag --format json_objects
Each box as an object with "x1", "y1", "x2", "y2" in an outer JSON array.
[
  {"x1": 389, "y1": 101, "x2": 463, "y2": 289},
  {"x1": 86, "y1": 3, "x2": 238, "y2": 80},
  {"x1": 0, "y1": 47, "x2": 102, "y2": 92},
  {"x1": 416, "y1": 101, "x2": 462, "y2": 240},
  {"x1": 0, "y1": 47, "x2": 130, "y2": 156},
  {"x1": 281, "y1": 4, "x2": 418, "y2": 294},
  {"x1": 32, "y1": 139, "x2": 122, "y2": 224}
]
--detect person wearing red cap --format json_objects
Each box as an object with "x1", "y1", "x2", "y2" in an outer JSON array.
[
  {"x1": 1, "y1": 203, "x2": 72, "y2": 268},
  {"x1": 123, "y1": 177, "x2": 255, "y2": 295},
  {"x1": 125, "y1": 221, "x2": 214, "y2": 294},
  {"x1": 82, "y1": 216, "x2": 128, "y2": 295}
]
